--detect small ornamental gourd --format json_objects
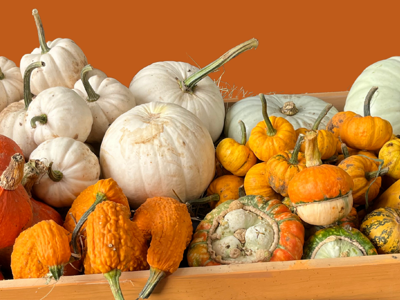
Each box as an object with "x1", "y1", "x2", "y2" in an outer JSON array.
[
  {"x1": 0, "y1": 57, "x2": 23, "y2": 112},
  {"x1": 73, "y1": 65, "x2": 136, "y2": 144},
  {"x1": 244, "y1": 162, "x2": 282, "y2": 200},
  {"x1": 372, "y1": 179, "x2": 400, "y2": 210},
  {"x1": 360, "y1": 207, "x2": 400, "y2": 254},
  {"x1": 187, "y1": 196, "x2": 304, "y2": 267},
  {"x1": 248, "y1": 94, "x2": 297, "y2": 162},
  {"x1": 29, "y1": 137, "x2": 100, "y2": 207},
  {"x1": 11, "y1": 220, "x2": 71, "y2": 280},
  {"x1": 129, "y1": 39, "x2": 258, "y2": 142},
  {"x1": 132, "y1": 197, "x2": 193, "y2": 300},
  {"x1": 326, "y1": 111, "x2": 357, "y2": 139},
  {"x1": 216, "y1": 120, "x2": 256, "y2": 176},
  {"x1": 335, "y1": 143, "x2": 378, "y2": 166},
  {"x1": 20, "y1": 9, "x2": 87, "y2": 95},
  {"x1": 265, "y1": 134, "x2": 306, "y2": 197},
  {"x1": 288, "y1": 130, "x2": 354, "y2": 226},
  {"x1": 379, "y1": 139, "x2": 400, "y2": 180},
  {"x1": 341, "y1": 87, "x2": 393, "y2": 151},
  {"x1": 0, "y1": 135, "x2": 23, "y2": 172},
  {"x1": 303, "y1": 226, "x2": 377, "y2": 259}
]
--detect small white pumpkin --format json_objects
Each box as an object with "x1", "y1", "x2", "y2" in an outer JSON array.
[
  {"x1": 225, "y1": 94, "x2": 339, "y2": 143},
  {"x1": 100, "y1": 102, "x2": 215, "y2": 208},
  {"x1": 129, "y1": 38, "x2": 258, "y2": 142},
  {"x1": 20, "y1": 9, "x2": 87, "y2": 95},
  {"x1": 0, "y1": 62, "x2": 44, "y2": 158},
  {"x1": 344, "y1": 57, "x2": 400, "y2": 135},
  {"x1": 73, "y1": 65, "x2": 136, "y2": 144},
  {"x1": 0, "y1": 57, "x2": 23, "y2": 112},
  {"x1": 30, "y1": 137, "x2": 101, "y2": 207},
  {"x1": 25, "y1": 86, "x2": 93, "y2": 145}
]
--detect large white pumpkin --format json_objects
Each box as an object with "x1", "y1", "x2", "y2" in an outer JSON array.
[
  {"x1": 100, "y1": 102, "x2": 215, "y2": 208},
  {"x1": 225, "y1": 94, "x2": 339, "y2": 143},
  {"x1": 20, "y1": 9, "x2": 87, "y2": 95},
  {"x1": 0, "y1": 57, "x2": 23, "y2": 112},
  {"x1": 344, "y1": 57, "x2": 400, "y2": 135},
  {"x1": 30, "y1": 137, "x2": 101, "y2": 207}
]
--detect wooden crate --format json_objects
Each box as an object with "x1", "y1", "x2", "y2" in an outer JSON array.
[{"x1": 2, "y1": 91, "x2": 399, "y2": 300}]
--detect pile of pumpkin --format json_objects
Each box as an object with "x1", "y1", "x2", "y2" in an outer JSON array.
[{"x1": 1, "y1": 7, "x2": 400, "y2": 300}]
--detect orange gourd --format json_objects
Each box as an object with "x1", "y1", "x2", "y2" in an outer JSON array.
[
  {"x1": 244, "y1": 162, "x2": 282, "y2": 200},
  {"x1": 132, "y1": 197, "x2": 193, "y2": 300},
  {"x1": 248, "y1": 94, "x2": 296, "y2": 162},
  {"x1": 379, "y1": 139, "x2": 400, "y2": 180},
  {"x1": 326, "y1": 111, "x2": 357, "y2": 139},
  {"x1": 216, "y1": 120, "x2": 256, "y2": 176},
  {"x1": 203, "y1": 175, "x2": 244, "y2": 208}
]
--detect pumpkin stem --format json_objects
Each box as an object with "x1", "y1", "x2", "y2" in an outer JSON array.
[
  {"x1": 0, "y1": 67, "x2": 4, "y2": 80},
  {"x1": 30, "y1": 114, "x2": 48, "y2": 128},
  {"x1": 104, "y1": 269, "x2": 125, "y2": 300},
  {"x1": 137, "y1": 267, "x2": 166, "y2": 300},
  {"x1": 365, "y1": 167, "x2": 389, "y2": 181},
  {"x1": 305, "y1": 130, "x2": 322, "y2": 167},
  {"x1": 363, "y1": 87, "x2": 378, "y2": 117},
  {"x1": 238, "y1": 120, "x2": 247, "y2": 145},
  {"x1": 22, "y1": 159, "x2": 47, "y2": 196},
  {"x1": 48, "y1": 265, "x2": 64, "y2": 282},
  {"x1": 280, "y1": 101, "x2": 299, "y2": 116},
  {"x1": 32, "y1": 9, "x2": 51, "y2": 54},
  {"x1": 182, "y1": 38, "x2": 258, "y2": 91},
  {"x1": 312, "y1": 104, "x2": 333, "y2": 130},
  {"x1": 23, "y1": 61, "x2": 45, "y2": 109},
  {"x1": 341, "y1": 143, "x2": 350, "y2": 159},
  {"x1": 187, "y1": 194, "x2": 220, "y2": 205},
  {"x1": 71, "y1": 192, "x2": 108, "y2": 256},
  {"x1": 48, "y1": 162, "x2": 63, "y2": 182},
  {"x1": 288, "y1": 134, "x2": 305, "y2": 165},
  {"x1": 0, "y1": 154, "x2": 25, "y2": 191},
  {"x1": 259, "y1": 94, "x2": 277, "y2": 136},
  {"x1": 81, "y1": 65, "x2": 101, "y2": 102}
]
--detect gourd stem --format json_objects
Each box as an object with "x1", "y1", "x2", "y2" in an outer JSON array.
[
  {"x1": 104, "y1": 269, "x2": 125, "y2": 300},
  {"x1": 81, "y1": 65, "x2": 100, "y2": 102},
  {"x1": 364, "y1": 87, "x2": 378, "y2": 117},
  {"x1": 0, "y1": 154, "x2": 25, "y2": 191},
  {"x1": 48, "y1": 265, "x2": 64, "y2": 281},
  {"x1": 288, "y1": 134, "x2": 304, "y2": 165},
  {"x1": 341, "y1": 143, "x2": 350, "y2": 159},
  {"x1": 182, "y1": 38, "x2": 258, "y2": 90},
  {"x1": 312, "y1": 104, "x2": 333, "y2": 130},
  {"x1": 305, "y1": 130, "x2": 322, "y2": 167},
  {"x1": 365, "y1": 167, "x2": 389, "y2": 181},
  {"x1": 238, "y1": 120, "x2": 247, "y2": 145},
  {"x1": 30, "y1": 114, "x2": 47, "y2": 128},
  {"x1": 71, "y1": 192, "x2": 108, "y2": 255},
  {"x1": 0, "y1": 67, "x2": 4, "y2": 80},
  {"x1": 24, "y1": 61, "x2": 45, "y2": 109},
  {"x1": 280, "y1": 101, "x2": 299, "y2": 116},
  {"x1": 22, "y1": 159, "x2": 47, "y2": 196},
  {"x1": 187, "y1": 194, "x2": 220, "y2": 205},
  {"x1": 32, "y1": 9, "x2": 50, "y2": 54},
  {"x1": 259, "y1": 94, "x2": 276, "y2": 136},
  {"x1": 48, "y1": 162, "x2": 63, "y2": 182},
  {"x1": 137, "y1": 267, "x2": 166, "y2": 300}
]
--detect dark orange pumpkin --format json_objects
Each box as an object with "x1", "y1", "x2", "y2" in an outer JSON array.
[{"x1": 0, "y1": 135, "x2": 24, "y2": 173}]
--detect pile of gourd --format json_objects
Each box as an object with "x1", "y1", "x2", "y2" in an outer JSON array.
[{"x1": 1, "y1": 8, "x2": 400, "y2": 300}]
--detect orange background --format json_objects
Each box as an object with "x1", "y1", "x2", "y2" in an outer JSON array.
[{"x1": 2, "y1": 0, "x2": 399, "y2": 97}]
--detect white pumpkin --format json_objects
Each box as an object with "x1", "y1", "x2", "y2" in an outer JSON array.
[
  {"x1": 30, "y1": 137, "x2": 100, "y2": 207},
  {"x1": 0, "y1": 62, "x2": 44, "y2": 158},
  {"x1": 25, "y1": 87, "x2": 93, "y2": 145},
  {"x1": 0, "y1": 57, "x2": 23, "y2": 112},
  {"x1": 344, "y1": 56, "x2": 400, "y2": 135},
  {"x1": 100, "y1": 102, "x2": 215, "y2": 208},
  {"x1": 225, "y1": 94, "x2": 339, "y2": 143},
  {"x1": 20, "y1": 9, "x2": 87, "y2": 95},
  {"x1": 129, "y1": 38, "x2": 258, "y2": 142},
  {"x1": 73, "y1": 65, "x2": 136, "y2": 144}
]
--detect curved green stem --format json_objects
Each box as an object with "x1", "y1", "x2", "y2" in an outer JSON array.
[
  {"x1": 0, "y1": 67, "x2": 4, "y2": 80},
  {"x1": 364, "y1": 86, "x2": 378, "y2": 117},
  {"x1": 365, "y1": 167, "x2": 389, "y2": 181},
  {"x1": 48, "y1": 162, "x2": 63, "y2": 182},
  {"x1": 341, "y1": 143, "x2": 350, "y2": 159},
  {"x1": 104, "y1": 269, "x2": 125, "y2": 300},
  {"x1": 187, "y1": 194, "x2": 220, "y2": 205},
  {"x1": 48, "y1": 265, "x2": 64, "y2": 281},
  {"x1": 24, "y1": 61, "x2": 45, "y2": 109},
  {"x1": 71, "y1": 192, "x2": 108, "y2": 256},
  {"x1": 81, "y1": 64, "x2": 100, "y2": 102},
  {"x1": 137, "y1": 267, "x2": 166, "y2": 300},
  {"x1": 288, "y1": 134, "x2": 304, "y2": 165},
  {"x1": 238, "y1": 120, "x2": 247, "y2": 145},
  {"x1": 30, "y1": 114, "x2": 47, "y2": 128},
  {"x1": 312, "y1": 104, "x2": 333, "y2": 130},
  {"x1": 182, "y1": 38, "x2": 258, "y2": 91},
  {"x1": 32, "y1": 9, "x2": 50, "y2": 54},
  {"x1": 259, "y1": 94, "x2": 276, "y2": 136}
]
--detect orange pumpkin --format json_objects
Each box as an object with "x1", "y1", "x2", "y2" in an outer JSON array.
[
  {"x1": 266, "y1": 134, "x2": 306, "y2": 197},
  {"x1": 0, "y1": 135, "x2": 24, "y2": 173},
  {"x1": 216, "y1": 120, "x2": 256, "y2": 176},
  {"x1": 244, "y1": 162, "x2": 282, "y2": 200},
  {"x1": 132, "y1": 197, "x2": 193, "y2": 300},
  {"x1": 326, "y1": 111, "x2": 357, "y2": 139},
  {"x1": 341, "y1": 87, "x2": 393, "y2": 151},
  {"x1": 203, "y1": 175, "x2": 244, "y2": 208},
  {"x1": 248, "y1": 94, "x2": 296, "y2": 162}
]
